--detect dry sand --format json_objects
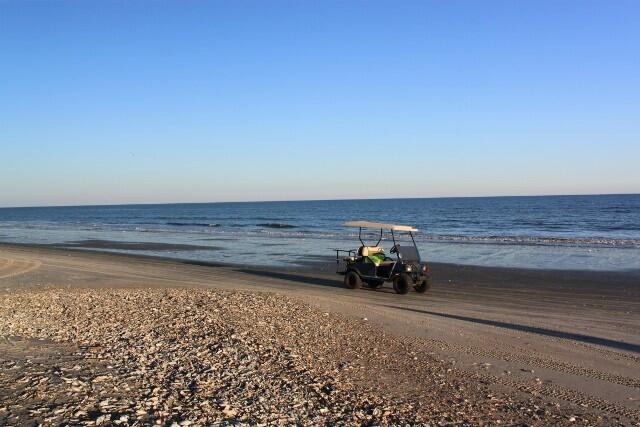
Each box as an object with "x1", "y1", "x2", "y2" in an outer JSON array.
[{"x1": 0, "y1": 243, "x2": 638, "y2": 425}]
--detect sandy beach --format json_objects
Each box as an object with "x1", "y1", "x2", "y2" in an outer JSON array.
[{"x1": 0, "y1": 243, "x2": 639, "y2": 425}]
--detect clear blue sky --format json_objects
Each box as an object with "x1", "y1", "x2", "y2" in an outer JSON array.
[{"x1": 1, "y1": 1, "x2": 639, "y2": 207}]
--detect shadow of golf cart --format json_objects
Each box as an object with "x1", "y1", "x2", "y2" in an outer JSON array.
[{"x1": 334, "y1": 221, "x2": 432, "y2": 294}]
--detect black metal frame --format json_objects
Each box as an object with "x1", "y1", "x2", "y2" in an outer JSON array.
[
  {"x1": 357, "y1": 226, "x2": 383, "y2": 247},
  {"x1": 335, "y1": 248, "x2": 356, "y2": 261}
]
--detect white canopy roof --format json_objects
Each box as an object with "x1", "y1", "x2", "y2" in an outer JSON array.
[{"x1": 343, "y1": 220, "x2": 418, "y2": 232}]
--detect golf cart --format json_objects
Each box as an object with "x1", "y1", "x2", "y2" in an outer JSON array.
[{"x1": 335, "y1": 221, "x2": 432, "y2": 294}]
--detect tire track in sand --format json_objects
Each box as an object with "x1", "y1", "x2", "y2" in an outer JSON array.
[
  {"x1": 420, "y1": 336, "x2": 640, "y2": 390},
  {"x1": 468, "y1": 369, "x2": 640, "y2": 421},
  {"x1": 0, "y1": 257, "x2": 42, "y2": 279}
]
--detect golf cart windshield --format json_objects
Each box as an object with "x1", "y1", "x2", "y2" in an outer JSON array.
[{"x1": 394, "y1": 244, "x2": 420, "y2": 262}]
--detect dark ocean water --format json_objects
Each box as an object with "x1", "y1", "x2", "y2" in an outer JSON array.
[{"x1": 1, "y1": 195, "x2": 639, "y2": 271}]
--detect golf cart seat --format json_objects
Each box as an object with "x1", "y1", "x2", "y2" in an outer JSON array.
[
  {"x1": 357, "y1": 246, "x2": 394, "y2": 267},
  {"x1": 358, "y1": 246, "x2": 384, "y2": 257}
]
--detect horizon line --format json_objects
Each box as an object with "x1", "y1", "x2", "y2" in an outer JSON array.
[{"x1": 1, "y1": 192, "x2": 638, "y2": 210}]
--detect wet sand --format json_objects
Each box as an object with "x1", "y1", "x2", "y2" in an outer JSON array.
[
  {"x1": 0, "y1": 243, "x2": 639, "y2": 425},
  {"x1": 55, "y1": 239, "x2": 216, "y2": 251}
]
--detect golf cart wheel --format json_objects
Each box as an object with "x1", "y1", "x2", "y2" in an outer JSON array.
[
  {"x1": 393, "y1": 274, "x2": 412, "y2": 295},
  {"x1": 414, "y1": 274, "x2": 432, "y2": 293},
  {"x1": 344, "y1": 271, "x2": 362, "y2": 289},
  {"x1": 367, "y1": 280, "x2": 384, "y2": 289}
]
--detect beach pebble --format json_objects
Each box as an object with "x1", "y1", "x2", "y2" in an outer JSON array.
[{"x1": 0, "y1": 287, "x2": 614, "y2": 426}]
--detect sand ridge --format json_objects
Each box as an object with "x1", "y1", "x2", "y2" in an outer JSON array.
[{"x1": 0, "y1": 287, "x2": 627, "y2": 425}]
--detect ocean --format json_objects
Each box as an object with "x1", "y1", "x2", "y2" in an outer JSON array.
[{"x1": 1, "y1": 194, "x2": 639, "y2": 271}]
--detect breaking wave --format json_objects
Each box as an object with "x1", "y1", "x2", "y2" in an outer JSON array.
[
  {"x1": 257, "y1": 223, "x2": 297, "y2": 229},
  {"x1": 167, "y1": 222, "x2": 220, "y2": 227},
  {"x1": 421, "y1": 234, "x2": 640, "y2": 248}
]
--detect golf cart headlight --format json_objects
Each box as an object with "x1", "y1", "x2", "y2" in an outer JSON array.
[{"x1": 404, "y1": 265, "x2": 412, "y2": 272}]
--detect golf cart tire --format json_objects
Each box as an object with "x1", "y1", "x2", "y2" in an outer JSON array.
[
  {"x1": 344, "y1": 270, "x2": 362, "y2": 289},
  {"x1": 414, "y1": 275, "x2": 432, "y2": 293},
  {"x1": 393, "y1": 274, "x2": 412, "y2": 295}
]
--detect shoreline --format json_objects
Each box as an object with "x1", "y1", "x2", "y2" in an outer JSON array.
[
  {"x1": 2, "y1": 194, "x2": 638, "y2": 273},
  {"x1": 3, "y1": 240, "x2": 640, "y2": 278},
  {"x1": 1, "y1": 243, "x2": 639, "y2": 424}
]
